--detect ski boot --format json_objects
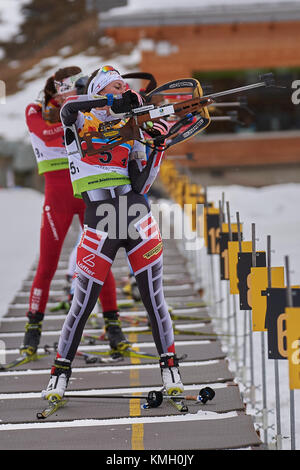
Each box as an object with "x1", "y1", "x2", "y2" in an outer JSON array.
[
  {"x1": 103, "y1": 310, "x2": 131, "y2": 353},
  {"x1": 49, "y1": 297, "x2": 72, "y2": 313},
  {"x1": 19, "y1": 311, "x2": 44, "y2": 356},
  {"x1": 41, "y1": 357, "x2": 72, "y2": 401},
  {"x1": 159, "y1": 353, "x2": 184, "y2": 396}
]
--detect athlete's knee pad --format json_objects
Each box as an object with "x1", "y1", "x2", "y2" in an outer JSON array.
[
  {"x1": 127, "y1": 212, "x2": 163, "y2": 274},
  {"x1": 76, "y1": 225, "x2": 112, "y2": 284}
]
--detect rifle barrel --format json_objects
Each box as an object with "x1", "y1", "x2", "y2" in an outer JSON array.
[{"x1": 204, "y1": 81, "x2": 266, "y2": 100}]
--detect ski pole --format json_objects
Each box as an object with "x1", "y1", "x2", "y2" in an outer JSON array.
[
  {"x1": 64, "y1": 387, "x2": 215, "y2": 408},
  {"x1": 65, "y1": 390, "x2": 163, "y2": 408}
]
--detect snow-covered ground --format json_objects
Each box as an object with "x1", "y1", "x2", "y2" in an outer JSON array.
[
  {"x1": 0, "y1": 183, "x2": 299, "y2": 449},
  {"x1": 0, "y1": 188, "x2": 43, "y2": 318}
]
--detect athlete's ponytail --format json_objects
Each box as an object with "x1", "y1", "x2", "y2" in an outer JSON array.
[
  {"x1": 44, "y1": 75, "x2": 56, "y2": 106},
  {"x1": 42, "y1": 66, "x2": 82, "y2": 122}
]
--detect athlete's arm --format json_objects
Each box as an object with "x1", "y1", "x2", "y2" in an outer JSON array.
[
  {"x1": 60, "y1": 91, "x2": 140, "y2": 126},
  {"x1": 25, "y1": 103, "x2": 64, "y2": 142},
  {"x1": 128, "y1": 118, "x2": 169, "y2": 194},
  {"x1": 128, "y1": 146, "x2": 165, "y2": 194}
]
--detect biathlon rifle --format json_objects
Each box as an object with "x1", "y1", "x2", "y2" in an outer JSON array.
[{"x1": 85, "y1": 73, "x2": 276, "y2": 154}]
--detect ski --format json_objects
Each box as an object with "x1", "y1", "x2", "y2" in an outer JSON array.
[
  {"x1": 44, "y1": 343, "x2": 125, "y2": 364},
  {"x1": 117, "y1": 299, "x2": 138, "y2": 309},
  {"x1": 81, "y1": 333, "x2": 106, "y2": 345},
  {"x1": 165, "y1": 395, "x2": 189, "y2": 413},
  {"x1": 121, "y1": 315, "x2": 148, "y2": 326},
  {"x1": 49, "y1": 300, "x2": 70, "y2": 312},
  {"x1": 164, "y1": 386, "x2": 215, "y2": 412},
  {"x1": 171, "y1": 313, "x2": 210, "y2": 322},
  {"x1": 0, "y1": 351, "x2": 50, "y2": 371},
  {"x1": 82, "y1": 326, "x2": 218, "y2": 345},
  {"x1": 117, "y1": 299, "x2": 208, "y2": 310},
  {"x1": 140, "y1": 388, "x2": 188, "y2": 412},
  {"x1": 37, "y1": 396, "x2": 68, "y2": 420},
  {"x1": 76, "y1": 350, "x2": 124, "y2": 364},
  {"x1": 46, "y1": 343, "x2": 185, "y2": 364},
  {"x1": 75, "y1": 338, "x2": 160, "y2": 361},
  {"x1": 81, "y1": 347, "x2": 160, "y2": 362},
  {"x1": 173, "y1": 328, "x2": 218, "y2": 337},
  {"x1": 81, "y1": 333, "x2": 107, "y2": 345},
  {"x1": 83, "y1": 309, "x2": 211, "y2": 329},
  {"x1": 87, "y1": 349, "x2": 187, "y2": 363},
  {"x1": 36, "y1": 386, "x2": 215, "y2": 419},
  {"x1": 119, "y1": 313, "x2": 211, "y2": 325},
  {"x1": 183, "y1": 300, "x2": 209, "y2": 308}
]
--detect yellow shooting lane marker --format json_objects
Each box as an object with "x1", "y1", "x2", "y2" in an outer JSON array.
[{"x1": 129, "y1": 333, "x2": 144, "y2": 450}]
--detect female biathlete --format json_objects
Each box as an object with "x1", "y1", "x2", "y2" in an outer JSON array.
[
  {"x1": 21, "y1": 66, "x2": 128, "y2": 360},
  {"x1": 42, "y1": 65, "x2": 184, "y2": 400}
]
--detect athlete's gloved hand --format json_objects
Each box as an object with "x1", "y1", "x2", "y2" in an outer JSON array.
[
  {"x1": 111, "y1": 90, "x2": 140, "y2": 114},
  {"x1": 143, "y1": 119, "x2": 170, "y2": 145}
]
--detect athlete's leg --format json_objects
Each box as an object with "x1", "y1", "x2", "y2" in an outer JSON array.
[
  {"x1": 57, "y1": 222, "x2": 121, "y2": 361},
  {"x1": 21, "y1": 192, "x2": 74, "y2": 354},
  {"x1": 100, "y1": 269, "x2": 118, "y2": 311},
  {"x1": 126, "y1": 204, "x2": 183, "y2": 394},
  {"x1": 28, "y1": 202, "x2": 73, "y2": 315},
  {"x1": 77, "y1": 201, "x2": 118, "y2": 314},
  {"x1": 126, "y1": 213, "x2": 174, "y2": 356},
  {"x1": 64, "y1": 229, "x2": 118, "y2": 311},
  {"x1": 57, "y1": 272, "x2": 104, "y2": 361}
]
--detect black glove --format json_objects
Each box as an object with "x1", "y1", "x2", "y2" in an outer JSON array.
[{"x1": 111, "y1": 90, "x2": 140, "y2": 114}]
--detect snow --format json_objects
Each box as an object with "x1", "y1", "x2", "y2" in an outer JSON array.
[
  {"x1": 0, "y1": 188, "x2": 43, "y2": 318},
  {"x1": 102, "y1": 0, "x2": 300, "y2": 16},
  {"x1": 0, "y1": 0, "x2": 31, "y2": 42}
]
